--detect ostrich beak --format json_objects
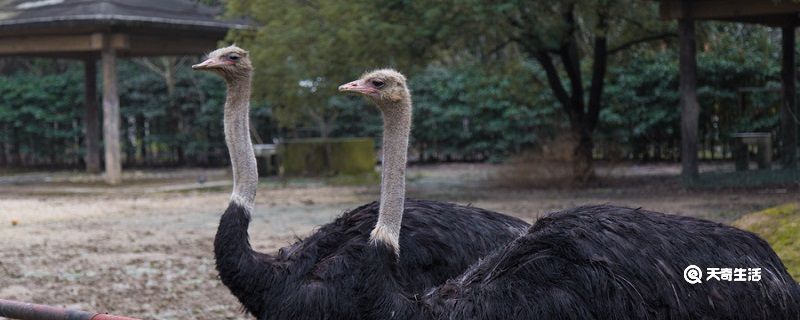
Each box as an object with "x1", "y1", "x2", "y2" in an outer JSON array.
[
  {"x1": 338, "y1": 80, "x2": 377, "y2": 96},
  {"x1": 192, "y1": 58, "x2": 220, "y2": 70}
]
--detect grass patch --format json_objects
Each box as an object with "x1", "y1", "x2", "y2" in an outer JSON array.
[{"x1": 733, "y1": 203, "x2": 800, "y2": 280}]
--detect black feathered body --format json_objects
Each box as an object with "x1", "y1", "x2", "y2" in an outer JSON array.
[
  {"x1": 360, "y1": 205, "x2": 800, "y2": 320},
  {"x1": 214, "y1": 198, "x2": 528, "y2": 319}
]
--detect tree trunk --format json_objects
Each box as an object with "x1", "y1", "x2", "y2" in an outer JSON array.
[
  {"x1": 84, "y1": 58, "x2": 101, "y2": 173},
  {"x1": 9, "y1": 126, "x2": 20, "y2": 166},
  {"x1": 0, "y1": 123, "x2": 7, "y2": 166},
  {"x1": 781, "y1": 26, "x2": 797, "y2": 169},
  {"x1": 572, "y1": 126, "x2": 594, "y2": 182},
  {"x1": 679, "y1": 5, "x2": 700, "y2": 183},
  {"x1": 136, "y1": 114, "x2": 146, "y2": 165}
]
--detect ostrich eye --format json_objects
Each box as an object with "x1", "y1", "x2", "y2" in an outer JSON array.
[
  {"x1": 371, "y1": 79, "x2": 385, "y2": 88},
  {"x1": 228, "y1": 54, "x2": 240, "y2": 61}
]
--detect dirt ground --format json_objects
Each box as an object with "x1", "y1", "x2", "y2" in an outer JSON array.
[{"x1": 0, "y1": 163, "x2": 797, "y2": 319}]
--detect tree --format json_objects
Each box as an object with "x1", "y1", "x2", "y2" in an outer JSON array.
[
  {"x1": 300, "y1": 0, "x2": 675, "y2": 179},
  {"x1": 470, "y1": 0, "x2": 673, "y2": 181},
  {"x1": 225, "y1": 0, "x2": 424, "y2": 137},
  {"x1": 224, "y1": 0, "x2": 673, "y2": 180}
]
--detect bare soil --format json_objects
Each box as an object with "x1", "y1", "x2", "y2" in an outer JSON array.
[{"x1": 1, "y1": 163, "x2": 797, "y2": 319}]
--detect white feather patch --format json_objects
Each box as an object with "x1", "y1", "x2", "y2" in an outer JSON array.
[
  {"x1": 370, "y1": 224, "x2": 400, "y2": 256},
  {"x1": 230, "y1": 193, "x2": 254, "y2": 214}
]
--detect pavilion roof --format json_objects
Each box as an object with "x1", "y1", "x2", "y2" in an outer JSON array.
[
  {"x1": 0, "y1": 0, "x2": 251, "y2": 36},
  {"x1": 0, "y1": 0, "x2": 253, "y2": 57},
  {"x1": 660, "y1": 0, "x2": 800, "y2": 26}
]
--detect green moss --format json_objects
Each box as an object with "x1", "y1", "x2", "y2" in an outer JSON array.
[
  {"x1": 280, "y1": 138, "x2": 376, "y2": 177},
  {"x1": 734, "y1": 203, "x2": 800, "y2": 280}
]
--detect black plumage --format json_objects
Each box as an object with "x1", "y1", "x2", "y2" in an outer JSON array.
[
  {"x1": 358, "y1": 205, "x2": 800, "y2": 319},
  {"x1": 214, "y1": 198, "x2": 528, "y2": 319},
  {"x1": 196, "y1": 49, "x2": 532, "y2": 320}
]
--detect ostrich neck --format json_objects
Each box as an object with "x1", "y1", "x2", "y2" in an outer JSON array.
[
  {"x1": 371, "y1": 98, "x2": 412, "y2": 254},
  {"x1": 214, "y1": 73, "x2": 274, "y2": 317},
  {"x1": 224, "y1": 76, "x2": 258, "y2": 210}
]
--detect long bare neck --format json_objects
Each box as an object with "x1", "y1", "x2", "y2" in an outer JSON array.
[
  {"x1": 224, "y1": 76, "x2": 257, "y2": 209},
  {"x1": 370, "y1": 96, "x2": 412, "y2": 254},
  {"x1": 214, "y1": 71, "x2": 277, "y2": 317}
]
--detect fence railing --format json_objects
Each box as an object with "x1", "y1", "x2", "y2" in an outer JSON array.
[{"x1": 0, "y1": 299, "x2": 140, "y2": 320}]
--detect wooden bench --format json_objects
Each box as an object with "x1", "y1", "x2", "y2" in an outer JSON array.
[
  {"x1": 731, "y1": 132, "x2": 772, "y2": 171},
  {"x1": 253, "y1": 144, "x2": 279, "y2": 175}
]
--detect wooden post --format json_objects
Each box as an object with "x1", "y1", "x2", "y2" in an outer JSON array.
[
  {"x1": 781, "y1": 26, "x2": 797, "y2": 169},
  {"x1": 679, "y1": 2, "x2": 700, "y2": 183},
  {"x1": 84, "y1": 58, "x2": 101, "y2": 173},
  {"x1": 733, "y1": 137, "x2": 748, "y2": 171},
  {"x1": 102, "y1": 35, "x2": 122, "y2": 185}
]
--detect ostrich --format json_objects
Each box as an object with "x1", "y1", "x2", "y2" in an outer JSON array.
[
  {"x1": 341, "y1": 70, "x2": 800, "y2": 319},
  {"x1": 192, "y1": 47, "x2": 529, "y2": 319}
]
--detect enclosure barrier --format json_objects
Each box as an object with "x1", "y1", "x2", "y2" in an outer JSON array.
[{"x1": 0, "y1": 299, "x2": 140, "y2": 320}]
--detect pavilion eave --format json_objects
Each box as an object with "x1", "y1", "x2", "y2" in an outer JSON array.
[
  {"x1": 0, "y1": 15, "x2": 251, "y2": 36},
  {"x1": 0, "y1": 25, "x2": 233, "y2": 57},
  {"x1": 660, "y1": 0, "x2": 800, "y2": 27}
]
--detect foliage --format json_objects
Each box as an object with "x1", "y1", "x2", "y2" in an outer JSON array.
[
  {"x1": 225, "y1": 0, "x2": 674, "y2": 178},
  {"x1": 407, "y1": 65, "x2": 554, "y2": 161},
  {"x1": 325, "y1": 64, "x2": 558, "y2": 162},
  {"x1": 0, "y1": 65, "x2": 83, "y2": 166},
  {"x1": 225, "y1": 0, "x2": 413, "y2": 136},
  {"x1": 0, "y1": 2, "x2": 796, "y2": 169},
  {"x1": 601, "y1": 23, "x2": 782, "y2": 160},
  {"x1": 0, "y1": 58, "x2": 275, "y2": 167},
  {"x1": 601, "y1": 51, "x2": 681, "y2": 160}
]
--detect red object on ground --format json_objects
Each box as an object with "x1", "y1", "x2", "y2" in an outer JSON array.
[{"x1": 0, "y1": 299, "x2": 140, "y2": 320}]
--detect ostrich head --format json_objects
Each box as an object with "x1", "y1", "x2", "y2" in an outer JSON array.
[
  {"x1": 192, "y1": 45, "x2": 252, "y2": 81},
  {"x1": 338, "y1": 69, "x2": 410, "y2": 110}
]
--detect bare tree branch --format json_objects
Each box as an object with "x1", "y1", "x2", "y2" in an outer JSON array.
[
  {"x1": 533, "y1": 51, "x2": 573, "y2": 120},
  {"x1": 557, "y1": 5, "x2": 584, "y2": 118},
  {"x1": 588, "y1": 6, "x2": 610, "y2": 131},
  {"x1": 133, "y1": 58, "x2": 165, "y2": 77},
  {"x1": 607, "y1": 32, "x2": 677, "y2": 55},
  {"x1": 487, "y1": 39, "x2": 514, "y2": 57}
]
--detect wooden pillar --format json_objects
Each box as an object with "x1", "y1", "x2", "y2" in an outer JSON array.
[
  {"x1": 679, "y1": 3, "x2": 700, "y2": 183},
  {"x1": 102, "y1": 36, "x2": 122, "y2": 185},
  {"x1": 84, "y1": 58, "x2": 101, "y2": 173},
  {"x1": 782, "y1": 26, "x2": 797, "y2": 169}
]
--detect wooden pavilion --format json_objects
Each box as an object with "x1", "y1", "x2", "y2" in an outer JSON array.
[
  {"x1": 660, "y1": 0, "x2": 800, "y2": 182},
  {"x1": 0, "y1": 0, "x2": 250, "y2": 184}
]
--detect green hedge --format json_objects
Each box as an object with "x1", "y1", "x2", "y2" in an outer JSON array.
[{"x1": 279, "y1": 138, "x2": 375, "y2": 176}]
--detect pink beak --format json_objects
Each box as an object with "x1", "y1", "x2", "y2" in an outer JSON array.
[
  {"x1": 338, "y1": 80, "x2": 377, "y2": 96},
  {"x1": 192, "y1": 58, "x2": 221, "y2": 70}
]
